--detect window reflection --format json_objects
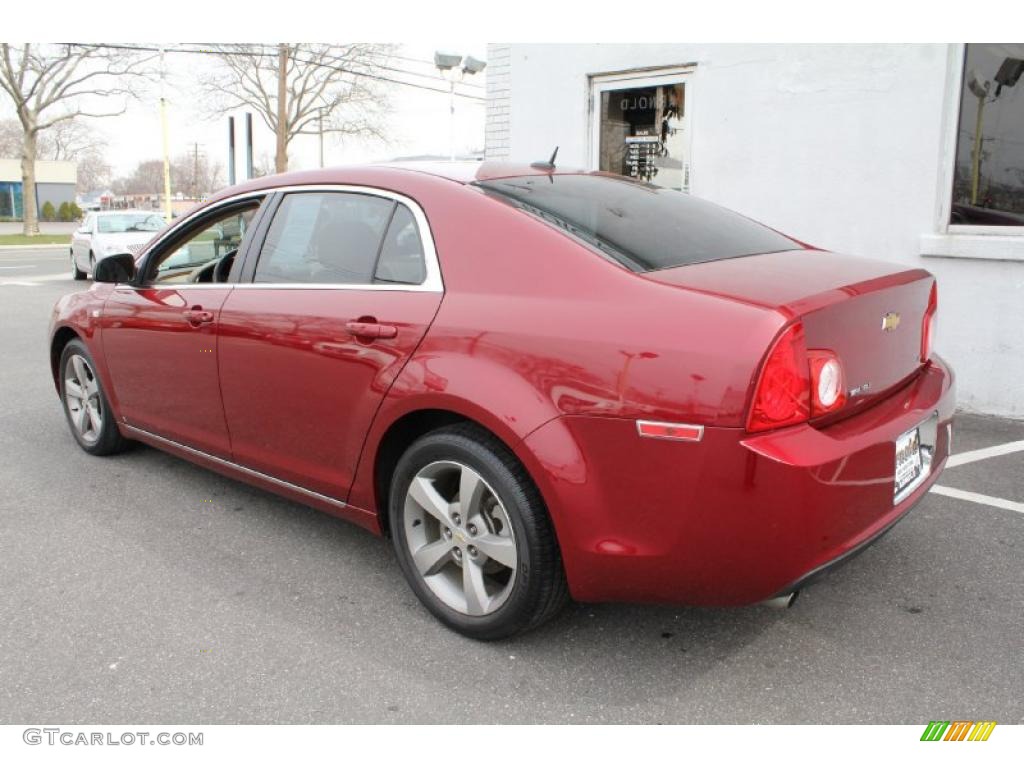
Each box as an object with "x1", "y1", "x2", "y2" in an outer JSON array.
[
  {"x1": 952, "y1": 44, "x2": 1024, "y2": 226},
  {"x1": 599, "y1": 83, "x2": 686, "y2": 191}
]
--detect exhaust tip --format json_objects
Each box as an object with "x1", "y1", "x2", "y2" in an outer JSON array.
[{"x1": 760, "y1": 591, "x2": 799, "y2": 610}]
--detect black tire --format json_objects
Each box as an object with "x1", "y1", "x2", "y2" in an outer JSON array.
[
  {"x1": 71, "y1": 250, "x2": 86, "y2": 280},
  {"x1": 58, "y1": 338, "x2": 129, "y2": 456},
  {"x1": 389, "y1": 424, "x2": 569, "y2": 640}
]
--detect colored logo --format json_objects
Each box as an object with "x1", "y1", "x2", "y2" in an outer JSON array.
[{"x1": 920, "y1": 721, "x2": 996, "y2": 741}]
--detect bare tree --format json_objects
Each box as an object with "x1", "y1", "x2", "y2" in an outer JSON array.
[
  {"x1": 113, "y1": 154, "x2": 224, "y2": 199},
  {"x1": 0, "y1": 44, "x2": 150, "y2": 235},
  {"x1": 75, "y1": 152, "x2": 112, "y2": 194},
  {"x1": 36, "y1": 119, "x2": 112, "y2": 193},
  {"x1": 250, "y1": 151, "x2": 275, "y2": 178},
  {"x1": 39, "y1": 118, "x2": 103, "y2": 162},
  {"x1": 115, "y1": 159, "x2": 165, "y2": 196},
  {"x1": 171, "y1": 151, "x2": 224, "y2": 197},
  {"x1": 199, "y1": 44, "x2": 393, "y2": 173},
  {"x1": 0, "y1": 118, "x2": 21, "y2": 156},
  {"x1": 3, "y1": 115, "x2": 111, "y2": 192}
]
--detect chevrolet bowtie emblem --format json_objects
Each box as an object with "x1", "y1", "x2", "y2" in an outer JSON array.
[{"x1": 881, "y1": 312, "x2": 901, "y2": 332}]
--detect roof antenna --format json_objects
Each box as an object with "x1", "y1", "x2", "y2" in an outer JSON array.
[{"x1": 531, "y1": 146, "x2": 558, "y2": 170}]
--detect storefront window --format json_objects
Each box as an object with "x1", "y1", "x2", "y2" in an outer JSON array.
[
  {"x1": 598, "y1": 83, "x2": 686, "y2": 190},
  {"x1": 951, "y1": 44, "x2": 1024, "y2": 226},
  {"x1": 0, "y1": 181, "x2": 23, "y2": 220}
]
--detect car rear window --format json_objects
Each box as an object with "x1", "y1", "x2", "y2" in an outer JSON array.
[{"x1": 476, "y1": 174, "x2": 798, "y2": 272}]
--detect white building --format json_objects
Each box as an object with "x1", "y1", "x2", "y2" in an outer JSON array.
[{"x1": 485, "y1": 44, "x2": 1024, "y2": 419}]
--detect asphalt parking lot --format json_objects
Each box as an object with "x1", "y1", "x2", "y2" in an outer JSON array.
[{"x1": 1, "y1": 246, "x2": 1021, "y2": 724}]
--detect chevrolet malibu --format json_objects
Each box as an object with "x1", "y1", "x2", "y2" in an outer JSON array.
[{"x1": 49, "y1": 162, "x2": 955, "y2": 639}]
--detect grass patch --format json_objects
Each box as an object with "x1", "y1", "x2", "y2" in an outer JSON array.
[{"x1": 0, "y1": 234, "x2": 71, "y2": 246}]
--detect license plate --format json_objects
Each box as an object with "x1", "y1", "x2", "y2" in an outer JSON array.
[{"x1": 894, "y1": 425, "x2": 924, "y2": 501}]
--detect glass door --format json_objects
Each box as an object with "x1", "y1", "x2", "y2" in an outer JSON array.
[{"x1": 591, "y1": 69, "x2": 693, "y2": 192}]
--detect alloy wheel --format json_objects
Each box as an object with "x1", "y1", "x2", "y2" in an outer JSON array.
[
  {"x1": 402, "y1": 460, "x2": 518, "y2": 616},
  {"x1": 64, "y1": 354, "x2": 103, "y2": 444}
]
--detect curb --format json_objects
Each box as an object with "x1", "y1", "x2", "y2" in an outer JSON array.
[{"x1": 0, "y1": 244, "x2": 70, "y2": 251}]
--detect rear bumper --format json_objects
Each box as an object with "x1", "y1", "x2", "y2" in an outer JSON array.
[
  {"x1": 521, "y1": 355, "x2": 956, "y2": 605},
  {"x1": 769, "y1": 489, "x2": 921, "y2": 598}
]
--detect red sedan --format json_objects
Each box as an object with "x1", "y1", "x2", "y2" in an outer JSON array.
[{"x1": 49, "y1": 162, "x2": 955, "y2": 639}]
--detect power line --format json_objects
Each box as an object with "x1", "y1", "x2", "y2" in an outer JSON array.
[
  {"x1": 226, "y1": 43, "x2": 485, "y2": 90},
  {"x1": 72, "y1": 43, "x2": 485, "y2": 100}
]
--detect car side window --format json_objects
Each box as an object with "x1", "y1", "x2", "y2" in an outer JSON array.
[
  {"x1": 254, "y1": 192, "x2": 395, "y2": 285},
  {"x1": 147, "y1": 204, "x2": 260, "y2": 284},
  {"x1": 374, "y1": 204, "x2": 427, "y2": 285},
  {"x1": 82, "y1": 214, "x2": 95, "y2": 233}
]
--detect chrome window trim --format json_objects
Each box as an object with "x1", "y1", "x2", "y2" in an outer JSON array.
[
  {"x1": 121, "y1": 282, "x2": 440, "y2": 292},
  {"x1": 139, "y1": 184, "x2": 444, "y2": 294},
  {"x1": 121, "y1": 423, "x2": 348, "y2": 510}
]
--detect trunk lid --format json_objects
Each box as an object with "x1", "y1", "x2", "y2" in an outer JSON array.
[{"x1": 645, "y1": 249, "x2": 935, "y2": 416}]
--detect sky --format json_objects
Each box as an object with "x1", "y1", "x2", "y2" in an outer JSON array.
[{"x1": 3, "y1": 43, "x2": 488, "y2": 187}]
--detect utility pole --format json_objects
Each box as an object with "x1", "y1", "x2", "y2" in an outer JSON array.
[
  {"x1": 192, "y1": 142, "x2": 199, "y2": 199},
  {"x1": 275, "y1": 44, "x2": 289, "y2": 173},
  {"x1": 318, "y1": 107, "x2": 325, "y2": 168},
  {"x1": 971, "y1": 91, "x2": 987, "y2": 205},
  {"x1": 244, "y1": 113, "x2": 253, "y2": 180},
  {"x1": 434, "y1": 53, "x2": 486, "y2": 162},
  {"x1": 448, "y1": 79, "x2": 455, "y2": 162},
  {"x1": 227, "y1": 116, "x2": 236, "y2": 185},
  {"x1": 159, "y1": 47, "x2": 173, "y2": 219}
]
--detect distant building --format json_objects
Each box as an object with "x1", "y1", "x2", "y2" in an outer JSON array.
[
  {"x1": 77, "y1": 189, "x2": 114, "y2": 212},
  {"x1": 0, "y1": 159, "x2": 77, "y2": 219},
  {"x1": 105, "y1": 192, "x2": 204, "y2": 218}
]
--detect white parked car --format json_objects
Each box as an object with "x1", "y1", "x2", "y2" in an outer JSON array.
[{"x1": 70, "y1": 210, "x2": 167, "y2": 280}]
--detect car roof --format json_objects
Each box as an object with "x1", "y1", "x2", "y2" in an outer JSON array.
[
  {"x1": 96, "y1": 209, "x2": 165, "y2": 216},
  {"x1": 198, "y1": 160, "x2": 591, "y2": 211},
  {"x1": 378, "y1": 160, "x2": 584, "y2": 183},
  {"x1": 215, "y1": 161, "x2": 581, "y2": 195}
]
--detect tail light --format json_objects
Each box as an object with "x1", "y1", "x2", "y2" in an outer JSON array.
[
  {"x1": 747, "y1": 323, "x2": 848, "y2": 432},
  {"x1": 746, "y1": 323, "x2": 810, "y2": 432},
  {"x1": 921, "y1": 282, "x2": 938, "y2": 362},
  {"x1": 808, "y1": 350, "x2": 846, "y2": 415}
]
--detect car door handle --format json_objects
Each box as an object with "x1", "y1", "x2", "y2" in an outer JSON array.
[
  {"x1": 184, "y1": 307, "x2": 215, "y2": 326},
  {"x1": 345, "y1": 320, "x2": 397, "y2": 339}
]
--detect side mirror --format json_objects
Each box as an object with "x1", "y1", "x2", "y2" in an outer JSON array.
[{"x1": 93, "y1": 253, "x2": 136, "y2": 284}]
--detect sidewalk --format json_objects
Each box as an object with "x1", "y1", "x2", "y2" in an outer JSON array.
[{"x1": 0, "y1": 222, "x2": 78, "y2": 236}]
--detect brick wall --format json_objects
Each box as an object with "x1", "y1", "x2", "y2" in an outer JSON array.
[{"x1": 485, "y1": 44, "x2": 511, "y2": 159}]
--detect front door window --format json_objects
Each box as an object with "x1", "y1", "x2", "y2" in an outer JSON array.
[{"x1": 150, "y1": 206, "x2": 259, "y2": 283}]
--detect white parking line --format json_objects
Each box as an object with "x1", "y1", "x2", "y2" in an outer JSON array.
[
  {"x1": 0, "y1": 265, "x2": 36, "y2": 269},
  {"x1": 946, "y1": 439, "x2": 1024, "y2": 468},
  {"x1": 929, "y1": 438, "x2": 1024, "y2": 513},
  {"x1": 930, "y1": 485, "x2": 1024, "y2": 514}
]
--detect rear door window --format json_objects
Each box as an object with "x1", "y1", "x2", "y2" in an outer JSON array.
[
  {"x1": 476, "y1": 174, "x2": 798, "y2": 272},
  {"x1": 374, "y1": 204, "x2": 427, "y2": 285},
  {"x1": 254, "y1": 192, "x2": 395, "y2": 284}
]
